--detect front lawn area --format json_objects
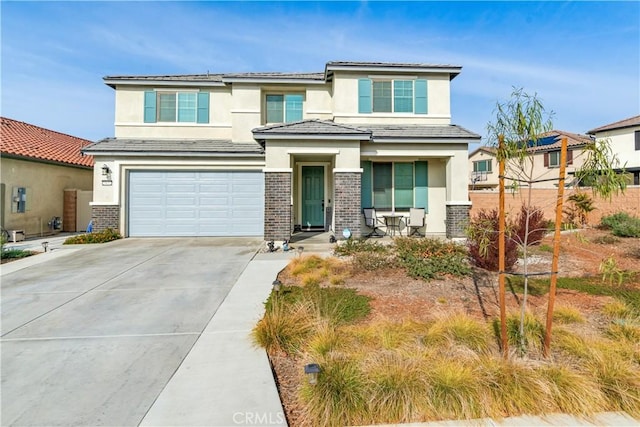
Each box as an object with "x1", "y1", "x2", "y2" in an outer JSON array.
[{"x1": 253, "y1": 234, "x2": 640, "y2": 426}]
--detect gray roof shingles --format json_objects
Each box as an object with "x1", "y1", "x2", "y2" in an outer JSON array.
[
  {"x1": 252, "y1": 120, "x2": 481, "y2": 140},
  {"x1": 587, "y1": 115, "x2": 640, "y2": 134},
  {"x1": 82, "y1": 138, "x2": 264, "y2": 155}
]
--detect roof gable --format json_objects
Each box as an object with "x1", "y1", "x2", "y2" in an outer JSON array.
[
  {"x1": 1, "y1": 117, "x2": 94, "y2": 168},
  {"x1": 252, "y1": 120, "x2": 371, "y2": 138}
]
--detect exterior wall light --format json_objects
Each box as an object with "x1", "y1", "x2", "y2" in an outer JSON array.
[
  {"x1": 272, "y1": 279, "x2": 282, "y2": 293},
  {"x1": 101, "y1": 164, "x2": 111, "y2": 176},
  {"x1": 304, "y1": 363, "x2": 321, "y2": 385}
]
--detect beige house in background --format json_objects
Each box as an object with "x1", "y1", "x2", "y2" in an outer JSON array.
[
  {"x1": 83, "y1": 61, "x2": 481, "y2": 240},
  {"x1": 468, "y1": 130, "x2": 593, "y2": 190},
  {"x1": 0, "y1": 117, "x2": 94, "y2": 238},
  {"x1": 587, "y1": 114, "x2": 640, "y2": 186}
]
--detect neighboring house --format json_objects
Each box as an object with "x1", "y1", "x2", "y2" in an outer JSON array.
[
  {"x1": 468, "y1": 130, "x2": 593, "y2": 190},
  {"x1": 587, "y1": 115, "x2": 640, "y2": 186},
  {"x1": 83, "y1": 61, "x2": 481, "y2": 240},
  {"x1": 0, "y1": 117, "x2": 94, "y2": 237}
]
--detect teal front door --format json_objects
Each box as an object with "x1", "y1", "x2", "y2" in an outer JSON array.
[{"x1": 301, "y1": 166, "x2": 325, "y2": 229}]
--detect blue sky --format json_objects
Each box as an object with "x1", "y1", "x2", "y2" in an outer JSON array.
[{"x1": 1, "y1": 1, "x2": 639, "y2": 148}]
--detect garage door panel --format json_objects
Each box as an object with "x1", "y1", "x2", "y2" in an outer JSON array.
[{"x1": 129, "y1": 171, "x2": 264, "y2": 237}]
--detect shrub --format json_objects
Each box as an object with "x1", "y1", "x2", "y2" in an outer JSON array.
[
  {"x1": 513, "y1": 205, "x2": 547, "y2": 246},
  {"x1": 394, "y1": 237, "x2": 471, "y2": 280},
  {"x1": 351, "y1": 252, "x2": 398, "y2": 272},
  {"x1": 63, "y1": 228, "x2": 122, "y2": 244},
  {"x1": 553, "y1": 306, "x2": 586, "y2": 324},
  {"x1": 467, "y1": 209, "x2": 518, "y2": 271},
  {"x1": 252, "y1": 299, "x2": 315, "y2": 355},
  {"x1": 593, "y1": 235, "x2": 620, "y2": 244},
  {"x1": 564, "y1": 192, "x2": 595, "y2": 227},
  {"x1": 333, "y1": 239, "x2": 389, "y2": 256},
  {"x1": 1, "y1": 248, "x2": 35, "y2": 260},
  {"x1": 600, "y1": 212, "x2": 640, "y2": 237},
  {"x1": 265, "y1": 284, "x2": 371, "y2": 325}
]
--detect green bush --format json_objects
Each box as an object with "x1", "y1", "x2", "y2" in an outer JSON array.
[
  {"x1": 333, "y1": 238, "x2": 390, "y2": 256},
  {"x1": 394, "y1": 237, "x2": 471, "y2": 280},
  {"x1": 63, "y1": 228, "x2": 122, "y2": 244},
  {"x1": 265, "y1": 284, "x2": 371, "y2": 325},
  {"x1": 600, "y1": 212, "x2": 640, "y2": 237},
  {"x1": 1, "y1": 248, "x2": 35, "y2": 260}
]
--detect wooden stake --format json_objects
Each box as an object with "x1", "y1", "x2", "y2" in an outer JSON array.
[
  {"x1": 498, "y1": 135, "x2": 508, "y2": 358},
  {"x1": 543, "y1": 137, "x2": 568, "y2": 357}
]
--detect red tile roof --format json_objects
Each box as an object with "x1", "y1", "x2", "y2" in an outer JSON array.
[
  {"x1": 587, "y1": 115, "x2": 640, "y2": 134},
  {"x1": 1, "y1": 117, "x2": 94, "y2": 168}
]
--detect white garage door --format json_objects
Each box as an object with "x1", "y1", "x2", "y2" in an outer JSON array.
[{"x1": 128, "y1": 171, "x2": 264, "y2": 237}]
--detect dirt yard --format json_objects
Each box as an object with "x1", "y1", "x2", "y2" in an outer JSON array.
[{"x1": 269, "y1": 228, "x2": 640, "y2": 426}]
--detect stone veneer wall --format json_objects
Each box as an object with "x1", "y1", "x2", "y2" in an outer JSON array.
[
  {"x1": 264, "y1": 172, "x2": 292, "y2": 241},
  {"x1": 334, "y1": 172, "x2": 362, "y2": 239},
  {"x1": 446, "y1": 204, "x2": 470, "y2": 238},
  {"x1": 91, "y1": 205, "x2": 120, "y2": 232}
]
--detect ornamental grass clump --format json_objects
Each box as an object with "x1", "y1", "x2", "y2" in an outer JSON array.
[
  {"x1": 251, "y1": 299, "x2": 315, "y2": 355},
  {"x1": 425, "y1": 313, "x2": 492, "y2": 354}
]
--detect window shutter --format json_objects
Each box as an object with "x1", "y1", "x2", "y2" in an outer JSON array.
[
  {"x1": 414, "y1": 161, "x2": 429, "y2": 212},
  {"x1": 197, "y1": 92, "x2": 209, "y2": 123},
  {"x1": 414, "y1": 79, "x2": 428, "y2": 114},
  {"x1": 544, "y1": 152, "x2": 549, "y2": 167},
  {"x1": 566, "y1": 149, "x2": 573, "y2": 165},
  {"x1": 144, "y1": 91, "x2": 157, "y2": 123},
  {"x1": 361, "y1": 161, "x2": 373, "y2": 208},
  {"x1": 358, "y1": 79, "x2": 372, "y2": 114}
]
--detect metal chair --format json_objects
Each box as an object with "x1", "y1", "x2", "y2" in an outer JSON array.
[
  {"x1": 407, "y1": 208, "x2": 426, "y2": 237},
  {"x1": 363, "y1": 208, "x2": 385, "y2": 237}
]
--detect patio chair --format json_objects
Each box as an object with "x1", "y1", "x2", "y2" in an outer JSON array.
[
  {"x1": 363, "y1": 208, "x2": 385, "y2": 237},
  {"x1": 407, "y1": 207, "x2": 426, "y2": 237}
]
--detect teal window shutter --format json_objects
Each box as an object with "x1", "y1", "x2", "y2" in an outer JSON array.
[
  {"x1": 414, "y1": 79, "x2": 428, "y2": 114},
  {"x1": 394, "y1": 162, "x2": 414, "y2": 209},
  {"x1": 415, "y1": 161, "x2": 429, "y2": 211},
  {"x1": 361, "y1": 161, "x2": 373, "y2": 208},
  {"x1": 358, "y1": 79, "x2": 372, "y2": 114},
  {"x1": 144, "y1": 91, "x2": 157, "y2": 123},
  {"x1": 285, "y1": 94, "x2": 303, "y2": 122},
  {"x1": 197, "y1": 92, "x2": 209, "y2": 123}
]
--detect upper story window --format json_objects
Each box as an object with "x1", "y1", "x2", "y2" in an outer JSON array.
[
  {"x1": 265, "y1": 94, "x2": 303, "y2": 123},
  {"x1": 143, "y1": 90, "x2": 209, "y2": 124},
  {"x1": 544, "y1": 149, "x2": 573, "y2": 168},
  {"x1": 473, "y1": 159, "x2": 492, "y2": 173},
  {"x1": 358, "y1": 78, "x2": 427, "y2": 114},
  {"x1": 635, "y1": 130, "x2": 640, "y2": 150}
]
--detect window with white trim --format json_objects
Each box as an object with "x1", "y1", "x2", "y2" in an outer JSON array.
[
  {"x1": 265, "y1": 94, "x2": 303, "y2": 123},
  {"x1": 143, "y1": 90, "x2": 209, "y2": 124},
  {"x1": 473, "y1": 159, "x2": 492, "y2": 173},
  {"x1": 358, "y1": 78, "x2": 427, "y2": 114}
]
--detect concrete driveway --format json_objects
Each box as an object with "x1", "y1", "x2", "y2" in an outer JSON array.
[{"x1": 1, "y1": 237, "x2": 262, "y2": 426}]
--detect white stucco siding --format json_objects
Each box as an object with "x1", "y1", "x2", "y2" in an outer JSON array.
[
  {"x1": 305, "y1": 86, "x2": 333, "y2": 120},
  {"x1": 595, "y1": 127, "x2": 640, "y2": 170},
  {"x1": 113, "y1": 86, "x2": 233, "y2": 140},
  {"x1": 330, "y1": 71, "x2": 452, "y2": 125},
  {"x1": 231, "y1": 85, "x2": 261, "y2": 142},
  {"x1": 264, "y1": 140, "x2": 361, "y2": 169}
]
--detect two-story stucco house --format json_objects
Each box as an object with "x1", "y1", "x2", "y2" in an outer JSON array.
[
  {"x1": 83, "y1": 61, "x2": 481, "y2": 241},
  {"x1": 587, "y1": 115, "x2": 640, "y2": 186},
  {"x1": 468, "y1": 130, "x2": 593, "y2": 190}
]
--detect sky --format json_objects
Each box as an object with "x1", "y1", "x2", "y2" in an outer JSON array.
[{"x1": 1, "y1": 1, "x2": 639, "y2": 150}]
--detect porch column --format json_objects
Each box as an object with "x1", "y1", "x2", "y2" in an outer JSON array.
[
  {"x1": 333, "y1": 169, "x2": 362, "y2": 239},
  {"x1": 445, "y1": 152, "x2": 472, "y2": 239},
  {"x1": 91, "y1": 205, "x2": 120, "y2": 232},
  {"x1": 264, "y1": 169, "x2": 292, "y2": 241}
]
